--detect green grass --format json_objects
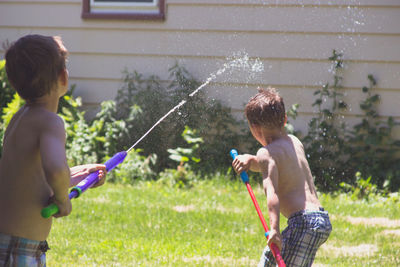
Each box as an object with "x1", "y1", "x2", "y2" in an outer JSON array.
[{"x1": 47, "y1": 179, "x2": 400, "y2": 266}]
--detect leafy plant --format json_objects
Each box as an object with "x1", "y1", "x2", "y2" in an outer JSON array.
[
  {"x1": 58, "y1": 87, "x2": 99, "y2": 166},
  {"x1": 1, "y1": 93, "x2": 24, "y2": 128},
  {"x1": 108, "y1": 149, "x2": 157, "y2": 184},
  {"x1": 340, "y1": 172, "x2": 380, "y2": 201},
  {"x1": 303, "y1": 50, "x2": 350, "y2": 190},
  {"x1": 158, "y1": 126, "x2": 204, "y2": 188},
  {"x1": 285, "y1": 103, "x2": 300, "y2": 135},
  {"x1": 0, "y1": 60, "x2": 14, "y2": 115},
  {"x1": 0, "y1": 59, "x2": 16, "y2": 158},
  {"x1": 167, "y1": 126, "x2": 203, "y2": 168},
  {"x1": 345, "y1": 75, "x2": 400, "y2": 189},
  {"x1": 302, "y1": 50, "x2": 400, "y2": 192},
  {"x1": 114, "y1": 63, "x2": 247, "y2": 173},
  {"x1": 0, "y1": 93, "x2": 25, "y2": 158}
]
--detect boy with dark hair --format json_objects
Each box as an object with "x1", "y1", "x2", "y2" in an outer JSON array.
[
  {"x1": 0, "y1": 34, "x2": 106, "y2": 266},
  {"x1": 232, "y1": 87, "x2": 332, "y2": 267}
]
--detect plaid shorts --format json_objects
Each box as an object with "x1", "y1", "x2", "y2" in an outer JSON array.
[
  {"x1": 0, "y1": 232, "x2": 49, "y2": 267},
  {"x1": 258, "y1": 208, "x2": 332, "y2": 267}
]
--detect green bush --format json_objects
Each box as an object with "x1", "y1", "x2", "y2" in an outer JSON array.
[
  {"x1": 302, "y1": 50, "x2": 350, "y2": 190},
  {"x1": 339, "y1": 172, "x2": 380, "y2": 201},
  {"x1": 345, "y1": 75, "x2": 400, "y2": 190},
  {"x1": 302, "y1": 50, "x2": 400, "y2": 192},
  {"x1": 59, "y1": 87, "x2": 143, "y2": 169},
  {"x1": 58, "y1": 88, "x2": 99, "y2": 166},
  {"x1": 114, "y1": 63, "x2": 248, "y2": 173},
  {"x1": 108, "y1": 149, "x2": 157, "y2": 184},
  {"x1": 168, "y1": 126, "x2": 203, "y2": 167},
  {"x1": 156, "y1": 126, "x2": 204, "y2": 188},
  {"x1": 0, "y1": 60, "x2": 14, "y2": 114},
  {"x1": 0, "y1": 59, "x2": 16, "y2": 157}
]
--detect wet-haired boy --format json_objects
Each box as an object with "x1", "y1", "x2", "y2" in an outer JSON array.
[
  {"x1": 0, "y1": 35, "x2": 106, "y2": 266},
  {"x1": 232, "y1": 88, "x2": 332, "y2": 267}
]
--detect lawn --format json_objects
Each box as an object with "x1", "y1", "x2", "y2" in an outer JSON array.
[{"x1": 47, "y1": 179, "x2": 400, "y2": 266}]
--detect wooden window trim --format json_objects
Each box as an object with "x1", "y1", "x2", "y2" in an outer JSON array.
[{"x1": 82, "y1": 0, "x2": 165, "y2": 20}]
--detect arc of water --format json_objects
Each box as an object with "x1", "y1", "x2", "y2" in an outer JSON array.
[{"x1": 127, "y1": 52, "x2": 264, "y2": 152}]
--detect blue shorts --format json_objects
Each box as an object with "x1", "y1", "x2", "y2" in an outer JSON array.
[
  {"x1": 258, "y1": 208, "x2": 332, "y2": 267},
  {"x1": 0, "y1": 232, "x2": 49, "y2": 267}
]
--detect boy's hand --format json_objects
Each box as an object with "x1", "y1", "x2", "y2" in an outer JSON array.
[
  {"x1": 70, "y1": 164, "x2": 107, "y2": 187},
  {"x1": 267, "y1": 229, "x2": 283, "y2": 251},
  {"x1": 232, "y1": 154, "x2": 256, "y2": 173},
  {"x1": 51, "y1": 196, "x2": 72, "y2": 218}
]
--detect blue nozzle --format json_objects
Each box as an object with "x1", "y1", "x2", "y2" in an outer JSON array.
[
  {"x1": 105, "y1": 151, "x2": 128, "y2": 171},
  {"x1": 230, "y1": 149, "x2": 249, "y2": 183}
]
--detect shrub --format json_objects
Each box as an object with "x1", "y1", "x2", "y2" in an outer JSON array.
[
  {"x1": 108, "y1": 149, "x2": 157, "y2": 184},
  {"x1": 0, "y1": 93, "x2": 24, "y2": 158},
  {"x1": 302, "y1": 50, "x2": 350, "y2": 190},
  {"x1": 58, "y1": 87, "x2": 102, "y2": 166},
  {"x1": 0, "y1": 60, "x2": 14, "y2": 115},
  {"x1": 114, "y1": 63, "x2": 248, "y2": 173},
  {"x1": 157, "y1": 126, "x2": 203, "y2": 188},
  {"x1": 345, "y1": 75, "x2": 400, "y2": 190},
  {"x1": 59, "y1": 87, "x2": 141, "y2": 168},
  {"x1": 0, "y1": 59, "x2": 16, "y2": 158},
  {"x1": 339, "y1": 172, "x2": 380, "y2": 201},
  {"x1": 302, "y1": 50, "x2": 400, "y2": 192}
]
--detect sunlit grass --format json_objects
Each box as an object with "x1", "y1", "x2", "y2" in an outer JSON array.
[{"x1": 47, "y1": 180, "x2": 400, "y2": 266}]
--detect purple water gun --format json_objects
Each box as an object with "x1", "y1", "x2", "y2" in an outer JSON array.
[{"x1": 41, "y1": 151, "x2": 127, "y2": 218}]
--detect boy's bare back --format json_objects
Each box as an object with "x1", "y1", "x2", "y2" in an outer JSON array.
[
  {"x1": 0, "y1": 105, "x2": 69, "y2": 241},
  {"x1": 257, "y1": 134, "x2": 321, "y2": 218}
]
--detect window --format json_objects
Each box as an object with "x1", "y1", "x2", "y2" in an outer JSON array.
[{"x1": 82, "y1": 0, "x2": 165, "y2": 20}]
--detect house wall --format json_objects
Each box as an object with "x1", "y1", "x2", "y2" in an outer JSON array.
[{"x1": 1, "y1": 0, "x2": 399, "y2": 135}]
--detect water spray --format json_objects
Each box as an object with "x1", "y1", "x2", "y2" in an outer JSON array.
[{"x1": 41, "y1": 52, "x2": 264, "y2": 218}]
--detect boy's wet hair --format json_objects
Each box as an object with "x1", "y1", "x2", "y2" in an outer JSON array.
[
  {"x1": 5, "y1": 35, "x2": 68, "y2": 100},
  {"x1": 245, "y1": 87, "x2": 286, "y2": 128}
]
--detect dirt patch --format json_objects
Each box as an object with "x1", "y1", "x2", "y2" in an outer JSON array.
[
  {"x1": 173, "y1": 205, "x2": 195, "y2": 212},
  {"x1": 214, "y1": 204, "x2": 242, "y2": 214},
  {"x1": 320, "y1": 243, "x2": 378, "y2": 257},
  {"x1": 383, "y1": 229, "x2": 400, "y2": 236},
  {"x1": 181, "y1": 255, "x2": 258, "y2": 266},
  {"x1": 173, "y1": 204, "x2": 242, "y2": 214},
  {"x1": 346, "y1": 216, "x2": 400, "y2": 228},
  {"x1": 90, "y1": 196, "x2": 110, "y2": 203}
]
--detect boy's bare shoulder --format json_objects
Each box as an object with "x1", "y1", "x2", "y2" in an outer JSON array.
[
  {"x1": 256, "y1": 143, "x2": 283, "y2": 167},
  {"x1": 20, "y1": 107, "x2": 65, "y2": 138},
  {"x1": 256, "y1": 146, "x2": 273, "y2": 161},
  {"x1": 257, "y1": 134, "x2": 303, "y2": 163},
  {"x1": 29, "y1": 108, "x2": 64, "y2": 128},
  {"x1": 287, "y1": 134, "x2": 304, "y2": 149}
]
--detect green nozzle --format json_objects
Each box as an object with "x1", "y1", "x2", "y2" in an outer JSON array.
[{"x1": 41, "y1": 203, "x2": 59, "y2": 218}]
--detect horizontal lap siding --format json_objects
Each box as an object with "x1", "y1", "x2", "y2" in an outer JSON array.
[
  {"x1": 1, "y1": 3, "x2": 400, "y2": 34},
  {"x1": 0, "y1": 0, "x2": 399, "y2": 134}
]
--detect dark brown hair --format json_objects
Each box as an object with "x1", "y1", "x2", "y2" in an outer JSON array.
[
  {"x1": 5, "y1": 35, "x2": 68, "y2": 100},
  {"x1": 245, "y1": 87, "x2": 286, "y2": 128}
]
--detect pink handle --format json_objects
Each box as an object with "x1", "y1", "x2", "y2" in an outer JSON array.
[
  {"x1": 271, "y1": 243, "x2": 285, "y2": 267},
  {"x1": 245, "y1": 182, "x2": 286, "y2": 267}
]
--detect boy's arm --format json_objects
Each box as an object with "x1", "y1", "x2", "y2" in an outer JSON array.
[
  {"x1": 40, "y1": 115, "x2": 71, "y2": 217},
  {"x1": 257, "y1": 148, "x2": 282, "y2": 250},
  {"x1": 232, "y1": 154, "x2": 261, "y2": 173}
]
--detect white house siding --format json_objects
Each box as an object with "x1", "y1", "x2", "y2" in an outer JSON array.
[{"x1": 0, "y1": 0, "x2": 399, "y2": 136}]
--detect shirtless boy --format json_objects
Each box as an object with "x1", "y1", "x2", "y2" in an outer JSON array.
[
  {"x1": 232, "y1": 88, "x2": 332, "y2": 267},
  {"x1": 0, "y1": 34, "x2": 106, "y2": 266}
]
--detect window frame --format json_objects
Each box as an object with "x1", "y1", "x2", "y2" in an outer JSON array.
[{"x1": 82, "y1": 0, "x2": 165, "y2": 20}]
